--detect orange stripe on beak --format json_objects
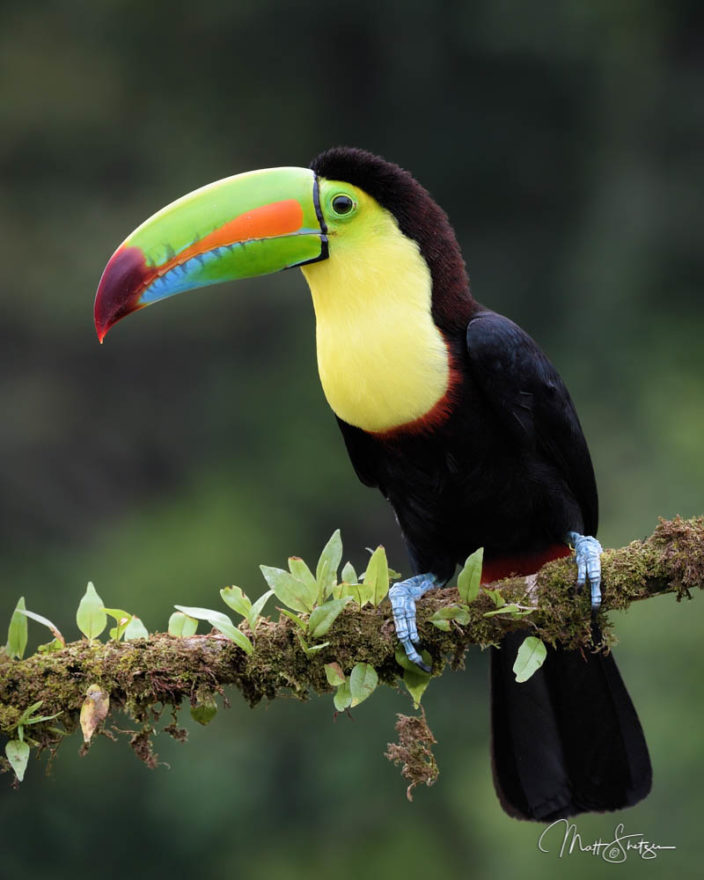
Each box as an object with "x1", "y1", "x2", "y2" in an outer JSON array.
[{"x1": 171, "y1": 198, "x2": 304, "y2": 270}]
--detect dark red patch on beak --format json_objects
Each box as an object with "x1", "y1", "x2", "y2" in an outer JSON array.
[{"x1": 94, "y1": 246, "x2": 157, "y2": 341}]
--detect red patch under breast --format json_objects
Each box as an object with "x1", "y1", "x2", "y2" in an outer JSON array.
[{"x1": 481, "y1": 544, "x2": 571, "y2": 584}]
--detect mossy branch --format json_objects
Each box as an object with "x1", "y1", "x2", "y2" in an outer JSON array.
[{"x1": 1, "y1": 516, "x2": 702, "y2": 782}]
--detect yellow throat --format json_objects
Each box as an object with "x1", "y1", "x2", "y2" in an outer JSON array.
[{"x1": 301, "y1": 187, "x2": 450, "y2": 433}]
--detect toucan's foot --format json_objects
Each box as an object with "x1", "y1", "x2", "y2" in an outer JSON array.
[
  {"x1": 567, "y1": 532, "x2": 603, "y2": 612},
  {"x1": 388, "y1": 573, "x2": 441, "y2": 672}
]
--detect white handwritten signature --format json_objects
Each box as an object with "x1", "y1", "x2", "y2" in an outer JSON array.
[{"x1": 538, "y1": 819, "x2": 676, "y2": 862}]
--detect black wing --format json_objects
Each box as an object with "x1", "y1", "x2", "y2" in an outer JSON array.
[
  {"x1": 335, "y1": 417, "x2": 380, "y2": 489},
  {"x1": 466, "y1": 310, "x2": 598, "y2": 536}
]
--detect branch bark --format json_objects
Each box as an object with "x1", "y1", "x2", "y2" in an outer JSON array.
[{"x1": 1, "y1": 516, "x2": 702, "y2": 775}]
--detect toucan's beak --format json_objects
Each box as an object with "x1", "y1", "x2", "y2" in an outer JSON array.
[{"x1": 94, "y1": 167, "x2": 327, "y2": 341}]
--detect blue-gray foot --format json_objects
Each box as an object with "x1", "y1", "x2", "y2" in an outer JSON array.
[
  {"x1": 567, "y1": 532, "x2": 603, "y2": 611},
  {"x1": 388, "y1": 573, "x2": 443, "y2": 672}
]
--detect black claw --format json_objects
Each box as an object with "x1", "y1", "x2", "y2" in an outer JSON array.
[{"x1": 415, "y1": 660, "x2": 431, "y2": 674}]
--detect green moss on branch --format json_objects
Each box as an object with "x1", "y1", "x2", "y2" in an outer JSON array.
[{"x1": 1, "y1": 516, "x2": 702, "y2": 775}]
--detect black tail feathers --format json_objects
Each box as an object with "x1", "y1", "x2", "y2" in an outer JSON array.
[{"x1": 490, "y1": 631, "x2": 652, "y2": 821}]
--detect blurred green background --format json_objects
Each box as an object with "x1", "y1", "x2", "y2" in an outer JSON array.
[{"x1": 1, "y1": 0, "x2": 703, "y2": 877}]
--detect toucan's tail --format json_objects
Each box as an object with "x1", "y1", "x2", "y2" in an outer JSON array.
[{"x1": 489, "y1": 631, "x2": 652, "y2": 820}]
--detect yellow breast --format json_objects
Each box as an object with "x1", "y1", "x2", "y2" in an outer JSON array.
[{"x1": 301, "y1": 195, "x2": 449, "y2": 433}]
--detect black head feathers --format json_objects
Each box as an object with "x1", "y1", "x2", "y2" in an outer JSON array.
[{"x1": 310, "y1": 147, "x2": 473, "y2": 331}]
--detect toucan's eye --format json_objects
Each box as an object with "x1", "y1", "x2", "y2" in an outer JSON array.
[{"x1": 331, "y1": 195, "x2": 355, "y2": 215}]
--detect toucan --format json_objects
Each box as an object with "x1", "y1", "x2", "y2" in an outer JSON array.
[{"x1": 95, "y1": 147, "x2": 651, "y2": 820}]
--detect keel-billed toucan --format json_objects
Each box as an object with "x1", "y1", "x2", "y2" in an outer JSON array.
[{"x1": 95, "y1": 147, "x2": 651, "y2": 820}]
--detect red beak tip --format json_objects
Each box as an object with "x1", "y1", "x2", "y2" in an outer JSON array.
[{"x1": 94, "y1": 245, "x2": 150, "y2": 344}]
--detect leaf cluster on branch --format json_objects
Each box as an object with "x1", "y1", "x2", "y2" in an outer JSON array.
[{"x1": 1, "y1": 516, "x2": 702, "y2": 793}]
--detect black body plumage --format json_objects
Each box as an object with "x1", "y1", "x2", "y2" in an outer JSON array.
[
  {"x1": 312, "y1": 147, "x2": 651, "y2": 819},
  {"x1": 338, "y1": 310, "x2": 596, "y2": 580}
]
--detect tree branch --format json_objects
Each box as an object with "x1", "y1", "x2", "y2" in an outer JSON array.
[{"x1": 1, "y1": 516, "x2": 702, "y2": 781}]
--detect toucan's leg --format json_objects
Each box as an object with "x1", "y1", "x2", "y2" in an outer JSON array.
[
  {"x1": 389, "y1": 573, "x2": 445, "y2": 671},
  {"x1": 567, "y1": 532, "x2": 603, "y2": 610}
]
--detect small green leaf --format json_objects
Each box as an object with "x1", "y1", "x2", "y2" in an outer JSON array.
[
  {"x1": 359, "y1": 581, "x2": 377, "y2": 605},
  {"x1": 429, "y1": 605, "x2": 470, "y2": 630},
  {"x1": 102, "y1": 607, "x2": 131, "y2": 622},
  {"x1": 333, "y1": 680, "x2": 352, "y2": 712},
  {"x1": 308, "y1": 598, "x2": 350, "y2": 639},
  {"x1": 168, "y1": 611, "x2": 198, "y2": 637},
  {"x1": 174, "y1": 605, "x2": 253, "y2": 655},
  {"x1": 334, "y1": 580, "x2": 375, "y2": 606},
  {"x1": 190, "y1": 696, "x2": 217, "y2": 726},
  {"x1": 76, "y1": 583, "x2": 107, "y2": 641},
  {"x1": 23, "y1": 711, "x2": 62, "y2": 726},
  {"x1": 483, "y1": 604, "x2": 533, "y2": 618},
  {"x1": 395, "y1": 648, "x2": 432, "y2": 708},
  {"x1": 17, "y1": 701, "x2": 45, "y2": 726},
  {"x1": 295, "y1": 631, "x2": 330, "y2": 656},
  {"x1": 316, "y1": 560, "x2": 332, "y2": 601},
  {"x1": 37, "y1": 638, "x2": 64, "y2": 654},
  {"x1": 103, "y1": 608, "x2": 132, "y2": 641},
  {"x1": 247, "y1": 590, "x2": 274, "y2": 630},
  {"x1": 124, "y1": 616, "x2": 149, "y2": 640},
  {"x1": 324, "y1": 662, "x2": 346, "y2": 687},
  {"x1": 279, "y1": 607, "x2": 307, "y2": 629},
  {"x1": 483, "y1": 588, "x2": 506, "y2": 608},
  {"x1": 304, "y1": 642, "x2": 330, "y2": 655},
  {"x1": 484, "y1": 603, "x2": 518, "y2": 617},
  {"x1": 219, "y1": 586, "x2": 252, "y2": 618},
  {"x1": 316, "y1": 530, "x2": 343, "y2": 599},
  {"x1": 513, "y1": 636, "x2": 548, "y2": 683},
  {"x1": 17, "y1": 701, "x2": 61, "y2": 727},
  {"x1": 288, "y1": 557, "x2": 318, "y2": 595},
  {"x1": 5, "y1": 739, "x2": 30, "y2": 782},
  {"x1": 17, "y1": 609, "x2": 65, "y2": 647},
  {"x1": 457, "y1": 548, "x2": 483, "y2": 603},
  {"x1": 359, "y1": 553, "x2": 401, "y2": 582},
  {"x1": 221, "y1": 585, "x2": 272, "y2": 632},
  {"x1": 6, "y1": 597, "x2": 28, "y2": 659},
  {"x1": 349, "y1": 662, "x2": 378, "y2": 707},
  {"x1": 260, "y1": 566, "x2": 317, "y2": 613},
  {"x1": 341, "y1": 561, "x2": 357, "y2": 584},
  {"x1": 214, "y1": 623, "x2": 253, "y2": 655},
  {"x1": 364, "y1": 546, "x2": 390, "y2": 605}
]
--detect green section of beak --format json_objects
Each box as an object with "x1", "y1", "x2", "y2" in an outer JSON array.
[{"x1": 94, "y1": 166, "x2": 327, "y2": 339}]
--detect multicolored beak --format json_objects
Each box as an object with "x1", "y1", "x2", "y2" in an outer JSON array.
[{"x1": 94, "y1": 167, "x2": 327, "y2": 341}]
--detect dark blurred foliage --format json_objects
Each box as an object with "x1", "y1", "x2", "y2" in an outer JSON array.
[{"x1": 1, "y1": 1, "x2": 703, "y2": 877}]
